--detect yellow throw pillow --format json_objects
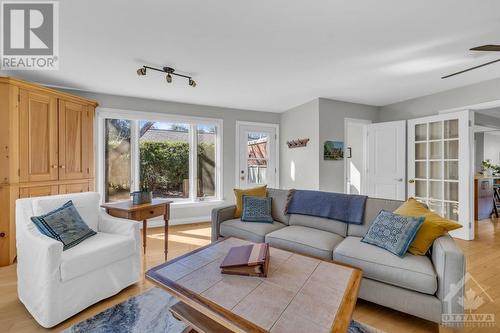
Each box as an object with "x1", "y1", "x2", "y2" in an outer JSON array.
[
  {"x1": 233, "y1": 185, "x2": 268, "y2": 218},
  {"x1": 394, "y1": 198, "x2": 462, "y2": 255}
]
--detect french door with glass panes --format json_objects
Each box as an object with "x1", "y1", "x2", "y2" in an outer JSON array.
[{"x1": 408, "y1": 110, "x2": 474, "y2": 240}]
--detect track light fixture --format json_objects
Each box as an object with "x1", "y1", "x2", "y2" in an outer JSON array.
[{"x1": 136, "y1": 65, "x2": 197, "y2": 87}]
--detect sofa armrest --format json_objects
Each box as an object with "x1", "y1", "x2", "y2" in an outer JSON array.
[
  {"x1": 432, "y1": 234, "x2": 465, "y2": 316},
  {"x1": 211, "y1": 205, "x2": 236, "y2": 241}
]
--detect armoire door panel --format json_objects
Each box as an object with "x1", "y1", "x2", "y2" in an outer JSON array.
[
  {"x1": 58, "y1": 100, "x2": 89, "y2": 180},
  {"x1": 19, "y1": 90, "x2": 58, "y2": 182},
  {"x1": 19, "y1": 185, "x2": 59, "y2": 198}
]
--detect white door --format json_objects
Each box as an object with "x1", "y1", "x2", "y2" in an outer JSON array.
[
  {"x1": 237, "y1": 123, "x2": 278, "y2": 189},
  {"x1": 345, "y1": 119, "x2": 371, "y2": 195},
  {"x1": 408, "y1": 111, "x2": 474, "y2": 240},
  {"x1": 366, "y1": 120, "x2": 406, "y2": 200}
]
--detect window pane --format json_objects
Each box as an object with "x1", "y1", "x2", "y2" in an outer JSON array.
[
  {"x1": 429, "y1": 121, "x2": 442, "y2": 140},
  {"x1": 247, "y1": 132, "x2": 268, "y2": 185},
  {"x1": 415, "y1": 124, "x2": 427, "y2": 141},
  {"x1": 105, "y1": 119, "x2": 131, "y2": 202},
  {"x1": 197, "y1": 125, "x2": 217, "y2": 198},
  {"x1": 139, "y1": 121, "x2": 190, "y2": 199}
]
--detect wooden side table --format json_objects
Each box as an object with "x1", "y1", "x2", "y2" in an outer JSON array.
[{"x1": 101, "y1": 198, "x2": 172, "y2": 260}]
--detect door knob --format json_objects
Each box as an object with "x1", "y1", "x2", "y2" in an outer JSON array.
[
  {"x1": 408, "y1": 179, "x2": 415, "y2": 184},
  {"x1": 59, "y1": 165, "x2": 66, "y2": 169},
  {"x1": 51, "y1": 165, "x2": 58, "y2": 169},
  {"x1": 395, "y1": 178, "x2": 403, "y2": 182}
]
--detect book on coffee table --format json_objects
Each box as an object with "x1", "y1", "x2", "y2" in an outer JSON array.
[{"x1": 220, "y1": 243, "x2": 270, "y2": 277}]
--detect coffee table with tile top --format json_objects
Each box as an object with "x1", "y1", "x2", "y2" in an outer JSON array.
[{"x1": 146, "y1": 237, "x2": 362, "y2": 333}]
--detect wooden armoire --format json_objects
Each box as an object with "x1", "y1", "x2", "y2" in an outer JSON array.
[{"x1": 0, "y1": 77, "x2": 98, "y2": 266}]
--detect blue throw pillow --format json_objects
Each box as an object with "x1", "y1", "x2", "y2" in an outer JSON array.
[
  {"x1": 31, "y1": 200, "x2": 97, "y2": 251},
  {"x1": 361, "y1": 210, "x2": 424, "y2": 257},
  {"x1": 241, "y1": 196, "x2": 273, "y2": 223}
]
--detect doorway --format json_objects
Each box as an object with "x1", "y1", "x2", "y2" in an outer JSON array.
[{"x1": 236, "y1": 122, "x2": 279, "y2": 189}]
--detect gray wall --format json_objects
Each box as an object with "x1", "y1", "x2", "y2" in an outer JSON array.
[
  {"x1": 64, "y1": 89, "x2": 280, "y2": 222},
  {"x1": 379, "y1": 77, "x2": 500, "y2": 121},
  {"x1": 279, "y1": 99, "x2": 320, "y2": 190},
  {"x1": 318, "y1": 98, "x2": 378, "y2": 192},
  {"x1": 279, "y1": 98, "x2": 378, "y2": 192}
]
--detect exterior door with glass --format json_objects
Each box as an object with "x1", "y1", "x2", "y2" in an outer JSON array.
[
  {"x1": 408, "y1": 110, "x2": 474, "y2": 240},
  {"x1": 237, "y1": 123, "x2": 278, "y2": 189}
]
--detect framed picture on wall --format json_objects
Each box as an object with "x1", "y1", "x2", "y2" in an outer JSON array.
[{"x1": 324, "y1": 141, "x2": 344, "y2": 160}]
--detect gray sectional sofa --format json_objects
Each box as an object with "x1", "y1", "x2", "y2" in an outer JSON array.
[{"x1": 211, "y1": 188, "x2": 465, "y2": 324}]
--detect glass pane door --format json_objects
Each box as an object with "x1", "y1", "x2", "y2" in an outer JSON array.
[
  {"x1": 408, "y1": 110, "x2": 472, "y2": 240},
  {"x1": 413, "y1": 119, "x2": 459, "y2": 220},
  {"x1": 238, "y1": 124, "x2": 277, "y2": 189}
]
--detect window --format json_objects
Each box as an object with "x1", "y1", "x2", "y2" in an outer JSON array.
[
  {"x1": 139, "y1": 121, "x2": 191, "y2": 199},
  {"x1": 100, "y1": 111, "x2": 221, "y2": 203},
  {"x1": 104, "y1": 119, "x2": 131, "y2": 202}
]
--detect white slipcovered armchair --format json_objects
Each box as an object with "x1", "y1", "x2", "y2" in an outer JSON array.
[{"x1": 16, "y1": 192, "x2": 141, "y2": 328}]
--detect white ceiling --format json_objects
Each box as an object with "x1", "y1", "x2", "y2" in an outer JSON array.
[{"x1": 2, "y1": 0, "x2": 500, "y2": 112}]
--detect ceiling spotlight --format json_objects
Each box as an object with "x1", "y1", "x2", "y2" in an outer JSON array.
[
  {"x1": 136, "y1": 67, "x2": 146, "y2": 76},
  {"x1": 136, "y1": 64, "x2": 197, "y2": 87}
]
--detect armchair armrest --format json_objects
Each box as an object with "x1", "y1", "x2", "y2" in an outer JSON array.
[
  {"x1": 98, "y1": 212, "x2": 140, "y2": 236},
  {"x1": 432, "y1": 234, "x2": 465, "y2": 316},
  {"x1": 98, "y1": 212, "x2": 141, "y2": 247},
  {"x1": 211, "y1": 205, "x2": 236, "y2": 241},
  {"x1": 18, "y1": 225, "x2": 63, "y2": 278}
]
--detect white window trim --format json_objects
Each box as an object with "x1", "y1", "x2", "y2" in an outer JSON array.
[{"x1": 96, "y1": 107, "x2": 223, "y2": 204}]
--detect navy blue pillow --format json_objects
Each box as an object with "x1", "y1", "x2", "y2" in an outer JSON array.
[
  {"x1": 241, "y1": 196, "x2": 273, "y2": 223},
  {"x1": 361, "y1": 210, "x2": 424, "y2": 257},
  {"x1": 31, "y1": 200, "x2": 97, "y2": 250}
]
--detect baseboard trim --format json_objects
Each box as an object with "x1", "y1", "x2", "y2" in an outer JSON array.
[{"x1": 143, "y1": 216, "x2": 211, "y2": 228}]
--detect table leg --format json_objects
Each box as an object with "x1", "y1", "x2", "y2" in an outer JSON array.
[
  {"x1": 164, "y1": 212, "x2": 169, "y2": 261},
  {"x1": 142, "y1": 220, "x2": 147, "y2": 254}
]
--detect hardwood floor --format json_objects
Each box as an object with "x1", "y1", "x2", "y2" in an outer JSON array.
[{"x1": 1, "y1": 219, "x2": 499, "y2": 332}]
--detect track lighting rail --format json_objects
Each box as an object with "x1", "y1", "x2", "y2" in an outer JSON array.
[{"x1": 136, "y1": 65, "x2": 197, "y2": 87}]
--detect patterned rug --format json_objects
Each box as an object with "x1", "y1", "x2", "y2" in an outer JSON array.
[{"x1": 62, "y1": 287, "x2": 383, "y2": 333}]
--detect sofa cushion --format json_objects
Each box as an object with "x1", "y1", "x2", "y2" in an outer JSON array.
[
  {"x1": 265, "y1": 226, "x2": 344, "y2": 260},
  {"x1": 361, "y1": 210, "x2": 424, "y2": 257},
  {"x1": 60, "y1": 232, "x2": 135, "y2": 282},
  {"x1": 289, "y1": 214, "x2": 347, "y2": 237},
  {"x1": 33, "y1": 192, "x2": 100, "y2": 231},
  {"x1": 347, "y1": 197, "x2": 403, "y2": 237},
  {"x1": 241, "y1": 196, "x2": 273, "y2": 223},
  {"x1": 233, "y1": 185, "x2": 267, "y2": 218},
  {"x1": 267, "y1": 188, "x2": 293, "y2": 225},
  {"x1": 333, "y1": 236, "x2": 437, "y2": 294},
  {"x1": 220, "y1": 219, "x2": 286, "y2": 243}
]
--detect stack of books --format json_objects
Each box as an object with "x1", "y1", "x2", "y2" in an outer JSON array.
[{"x1": 220, "y1": 243, "x2": 270, "y2": 277}]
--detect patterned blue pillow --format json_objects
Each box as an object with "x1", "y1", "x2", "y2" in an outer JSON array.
[
  {"x1": 31, "y1": 200, "x2": 97, "y2": 251},
  {"x1": 241, "y1": 196, "x2": 273, "y2": 223},
  {"x1": 361, "y1": 210, "x2": 424, "y2": 257}
]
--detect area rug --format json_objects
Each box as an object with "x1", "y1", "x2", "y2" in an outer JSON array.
[{"x1": 62, "y1": 287, "x2": 383, "y2": 333}]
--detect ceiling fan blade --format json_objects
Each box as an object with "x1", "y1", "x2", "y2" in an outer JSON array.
[
  {"x1": 470, "y1": 45, "x2": 500, "y2": 51},
  {"x1": 441, "y1": 58, "x2": 500, "y2": 79}
]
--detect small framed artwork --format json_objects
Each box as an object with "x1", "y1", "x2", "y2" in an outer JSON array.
[{"x1": 324, "y1": 141, "x2": 344, "y2": 160}]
